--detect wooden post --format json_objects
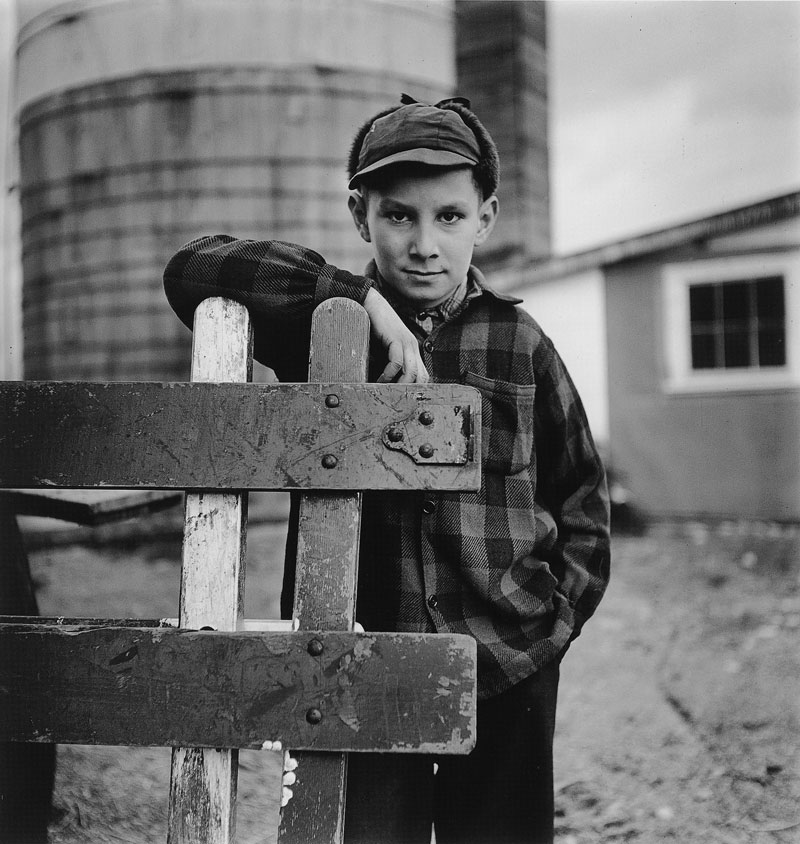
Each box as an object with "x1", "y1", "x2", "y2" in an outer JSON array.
[
  {"x1": 0, "y1": 500, "x2": 55, "y2": 844},
  {"x1": 278, "y1": 299, "x2": 370, "y2": 844},
  {"x1": 167, "y1": 298, "x2": 253, "y2": 844}
]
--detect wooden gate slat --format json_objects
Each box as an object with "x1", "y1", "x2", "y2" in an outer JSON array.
[
  {"x1": 0, "y1": 382, "x2": 479, "y2": 490},
  {"x1": 167, "y1": 297, "x2": 252, "y2": 844},
  {"x1": 0, "y1": 626, "x2": 476, "y2": 752},
  {"x1": 279, "y1": 299, "x2": 367, "y2": 844}
]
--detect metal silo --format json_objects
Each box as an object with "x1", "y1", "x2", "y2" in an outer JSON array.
[{"x1": 15, "y1": 0, "x2": 455, "y2": 380}]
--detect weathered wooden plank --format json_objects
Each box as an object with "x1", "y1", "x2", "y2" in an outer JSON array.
[
  {"x1": 167, "y1": 297, "x2": 251, "y2": 844},
  {"x1": 0, "y1": 616, "x2": 297, "y2": 632},
  {"x1": 0, "y1": 381, "x2": 480, "y2": 491},
  {"x1": 0, "y1": 499, "x2": 56, "y2": 843},
  {"x1": 0, "y1": 616, "x2": 176, "y2": 628},
  {"x1": 0, "y1": 626, "x2": 477, "y2": 753},
  {"x1": 280, "y1": 299, "x2": 367, "y2": 844},
  {"x1": 0, "y1": 489, "x2": 182, "y2": 525}
]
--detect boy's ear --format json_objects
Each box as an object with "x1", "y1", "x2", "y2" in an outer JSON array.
[
  {"x1": 474, "y1": 195, "x2": 499, "y2": 247},
  {"x1": 348, "y1": 191, "x2": 371, "y2": 243}
]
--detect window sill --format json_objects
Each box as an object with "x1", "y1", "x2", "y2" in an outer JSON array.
[{"x1": 663, "y1": 370, "x2": 800, "y2": 395}]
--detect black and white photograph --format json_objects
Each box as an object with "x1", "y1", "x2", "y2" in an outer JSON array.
[{"x1": 1, "y1": 1, "x2": 799, "y2": 842}]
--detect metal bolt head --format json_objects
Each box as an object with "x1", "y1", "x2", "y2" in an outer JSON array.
[
  {"x1": 387, "y1": 426, "x2": 404, "y2": 443},
  {"x1": 418, "y1": 443, "x2": 435, "y2": 459},
  {"x1": 325, "y1": 394, "x2": 340, "y2": 408},
  {"x1": 419, "y1": 410, "x2": 434, "y2": 426},
  {"x1": 307, "y1": 638, "x2": 324, "y2": 657},
  {"x1": 321, "y1": 454, "x2": 338, "y2": 469},
  {"x1": 306, "y1": 707, "x2": 323, "y2": 725}
]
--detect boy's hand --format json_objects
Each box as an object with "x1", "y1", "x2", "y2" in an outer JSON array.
[{"x1": 363, "y1": 288, "x2": 429, "y2": 384}]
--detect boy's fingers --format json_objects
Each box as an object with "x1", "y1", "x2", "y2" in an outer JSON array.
[
  {"x1": 377, "y1": 361, "x2": 402, "y2": 383},
  {"x1": 377, "y1": 344, "x2": 404, "y2": 382},
  {"x1": 396, "y1": 343, "x2": 426, "y2": 383},
  {"x1": 407, "y1": 347, "x2": 429, "y2": 384},
  {"x1": 376, "y1": 339, "x2": 428, "y2": 384}
]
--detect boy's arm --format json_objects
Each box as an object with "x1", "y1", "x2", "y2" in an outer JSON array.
[
  {"x1": 535, "y1": 342, "x2": 611, "y2": 641},
  {"x1": 163, "y1": 235, "x2": 427, "y2": 383}
]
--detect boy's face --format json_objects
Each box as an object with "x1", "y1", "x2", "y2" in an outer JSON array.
[{"x1": 349, "y1": 167, "x2": 498, "y2": 309}]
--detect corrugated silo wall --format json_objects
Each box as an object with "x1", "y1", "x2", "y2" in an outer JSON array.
[{"x1": 17, "y1": 2, "x2": 454, "y2": 381}]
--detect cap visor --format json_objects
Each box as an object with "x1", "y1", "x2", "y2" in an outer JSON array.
[{"x1": 349, "y1": 148, "x2": 478, "y2": 190}]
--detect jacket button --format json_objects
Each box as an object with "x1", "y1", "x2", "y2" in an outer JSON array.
[
  {"x1": 421, "y1": 499, "x2": 436, "y2": 515},
  {"x1": 423, "y1": 339, "x2": 434, "y2": 353},
  {"x1": 427, "y1": 595, "x2": 438, "y2": 609}
]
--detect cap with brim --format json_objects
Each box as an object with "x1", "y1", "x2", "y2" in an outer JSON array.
[{"x1": 349, "y1": 103, "x2": 480, "y2": 190}]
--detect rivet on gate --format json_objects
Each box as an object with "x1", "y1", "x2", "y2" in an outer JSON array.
[
  {"x1": 307, "y1": 638, "x2": 324, "y2": 657},
  {"x1": 322, "y1": 454, "x2": 338, "y2": 469},
  {"x1": 419, "y1": 410, "x2": 434, "y2": 426},
  {"x1": 306, "y1": 707, "x2": 323, "y2": 725},
  {"x1": 325, "y1": 394, "x2": 340, "y2": 408},
  {"x1": 418, "y1": 443, "x2": 435, "y2": 459},
  {"x1": 387, "y1": 426, "x2": 404, "y2": 442}
]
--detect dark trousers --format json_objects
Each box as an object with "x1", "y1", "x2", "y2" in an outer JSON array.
[{"x1": 344, "y1": 661, "x2": 559, "y2": 844}]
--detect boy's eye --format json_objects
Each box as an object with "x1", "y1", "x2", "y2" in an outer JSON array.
[
  {"x1": 440, "y1": 212, "x2": 462, "y2": 224},
  {"x1": 385, "y1": 211, "x2": 410, "y2": 223}
]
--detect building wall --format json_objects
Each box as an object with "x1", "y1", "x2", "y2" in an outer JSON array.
[
  {"x1": 517, "y1": 268, "x2": 608, "y2": 444},
  {"x1": 606, "y1": 233, "x2": 800, "y2": 521}
]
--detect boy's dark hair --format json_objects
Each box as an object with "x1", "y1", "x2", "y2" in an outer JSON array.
[{"x1": 347, "y1": 98, "x2": 500, "y2": 200}]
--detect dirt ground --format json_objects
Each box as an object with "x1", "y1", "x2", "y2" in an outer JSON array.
[{"x1": 20, "y1": 512, "x2": 800, "y2": 843}]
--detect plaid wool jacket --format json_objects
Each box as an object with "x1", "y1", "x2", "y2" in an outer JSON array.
[{"x1": 164, "y1": 235, "x2": 611, "y2": 698}]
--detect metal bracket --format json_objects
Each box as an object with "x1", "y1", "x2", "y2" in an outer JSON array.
[{"x1": 381, "y1": 403, "x2": 471, "y2": 465}]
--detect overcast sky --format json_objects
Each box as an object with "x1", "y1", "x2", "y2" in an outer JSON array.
[{"x1": 548, "y1": 0, "x2": 800, "y2": 253}]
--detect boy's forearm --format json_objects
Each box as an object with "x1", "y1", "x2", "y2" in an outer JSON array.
[
  {"x1": 163, "y1": 234, "x2": 373, "y2": 334},
  {"x1": 163, "y1": 235, "x2": 430, "y2": 384}
]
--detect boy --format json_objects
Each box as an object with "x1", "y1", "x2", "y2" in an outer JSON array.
[{"x1": 164, "y1": 96, "x2": 610, "y2": 844}]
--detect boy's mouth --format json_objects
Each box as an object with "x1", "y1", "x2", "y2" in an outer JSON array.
[{"x1": 406, "y1": 270, "x2": 444, "y2": 278}]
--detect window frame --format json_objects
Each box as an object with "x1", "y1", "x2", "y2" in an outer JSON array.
[{"x1": 662, "y1": 253, "x2": 800, "y2": 393}]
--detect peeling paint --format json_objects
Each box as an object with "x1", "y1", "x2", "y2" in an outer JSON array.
[
  {"x1": 352, "y1": 636, "x2": 376, "y2": 662},
  {"x1": 337, "y1": 690, "x2": 360, "y2": 732}
]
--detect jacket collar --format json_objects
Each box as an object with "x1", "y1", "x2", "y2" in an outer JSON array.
[{"x1": 468, "y1": 264, "x2": 523, "y2": 304}]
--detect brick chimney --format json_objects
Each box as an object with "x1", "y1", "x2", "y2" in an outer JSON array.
[{"x1": 456, "y1": 0, "x2": 551, "y2": 272}]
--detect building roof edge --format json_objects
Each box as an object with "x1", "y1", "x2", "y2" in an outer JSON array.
[{"x1": 507, "y1": 189, "x2": 800, "y2": 290}]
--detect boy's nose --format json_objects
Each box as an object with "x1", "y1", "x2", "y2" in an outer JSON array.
[{"x1": 409, "y1": 224, "x2": 439, "y2": 260}]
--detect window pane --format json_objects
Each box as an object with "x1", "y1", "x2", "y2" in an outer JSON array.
[
  {"x1": 689, "y1": 284, "x2": 715, "y2": 323},
  {"x1": 691, "y1": 332, "x2": 717, "y2": 369},
  {"x1": 724, "y1": 327, "x2": 750, "y2": 368},
  {"x1": 759, "y1": 329, "x2": 786, "y2": 367},
  {"x1": 686, "y1": 274, "x2": 786, "y2": 373},
  {"x1": 722, "y1": 281, "x2": 750, "y2": 321},
  {"x1": 756, "y1": 276, "x2": 785, "y2": 320}
]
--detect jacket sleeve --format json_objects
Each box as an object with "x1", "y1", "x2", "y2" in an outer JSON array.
[
  {"x1": 533, "y1": 339, "x2": 611, "y2": 640},
  {"x1": 163, "y1": 235, "x2": 373, "y2": 377}
]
